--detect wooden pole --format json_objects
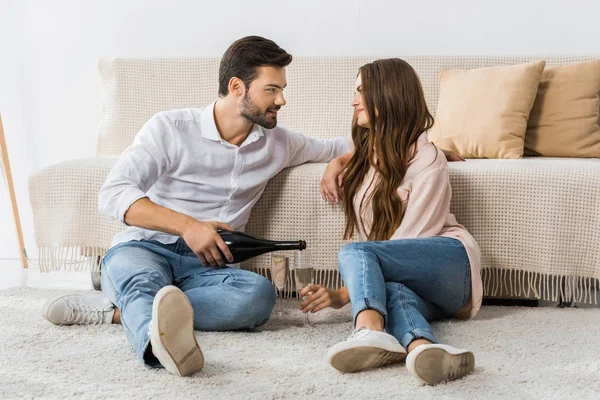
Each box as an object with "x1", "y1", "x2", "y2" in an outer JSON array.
[{"x1": 0, "y1": 114, "x2": 28, "y2": 268}]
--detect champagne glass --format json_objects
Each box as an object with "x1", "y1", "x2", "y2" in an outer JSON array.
[
  {"x1": 271, "y1": 254, "x2": 289, "y2": 316},
  {"x1": 295, "y1": 249, "x2": 314, "y2": 326}
]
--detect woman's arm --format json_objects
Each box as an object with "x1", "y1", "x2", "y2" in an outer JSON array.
[
  {"x1": 320, "y1": 151, "x2": 353, "y2": 203},
  {"x1": 391, "y1": 163, "x2": 451, "y2": 239}
]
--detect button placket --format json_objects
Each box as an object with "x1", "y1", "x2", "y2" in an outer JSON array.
[{"x1": 220, "y1": 148, "x2": 243, "y2": 220}]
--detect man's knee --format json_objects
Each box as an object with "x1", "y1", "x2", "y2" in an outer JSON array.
[
  {"x1": 102, "y1": 245, "x2": 171, "y2": 295},
  {"x1": 251, "y1": 275, "x2": 276, "y2": 323},
  {"x1": 238, "y1": 273, "x2": 275, "y2": 328}
]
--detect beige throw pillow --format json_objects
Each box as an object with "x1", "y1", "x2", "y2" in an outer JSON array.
[
  {"x1": 525, "y1": 59, "x2": 600, "y2": 157},
  {"x1": 429, "y1": 60, "x2": 546, "y2": 158}
]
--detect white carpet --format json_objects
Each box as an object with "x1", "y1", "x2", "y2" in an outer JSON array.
[{"x1": 1, "y1": 287, "x2": 599, "y2": 400}]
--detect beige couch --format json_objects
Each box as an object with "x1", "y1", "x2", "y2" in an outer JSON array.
[{"x1": 29, "y1": 56, "x2": 600, "y2": 304}]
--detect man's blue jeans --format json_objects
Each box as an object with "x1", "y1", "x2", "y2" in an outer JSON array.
[
  {"x1": 338, "y1": 237, "x2": 471, "y2": 349},
  {"x1": 101, "y1": 238, "x2": 276, "y2": 366}
]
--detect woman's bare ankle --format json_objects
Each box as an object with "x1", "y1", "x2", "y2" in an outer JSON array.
[
  {"x1": 408, "y1": 338, "x2": 432, "y2": 353},
  {"x1": 355, "y1": 309, "x2": 385, "y2": 331}
]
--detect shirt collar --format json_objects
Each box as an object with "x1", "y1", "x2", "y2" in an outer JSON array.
[
  {"x1": 200, "y1": 102, "x2": 222, "y2": 142},
  {"x1": 242, "y1": 124, "x2": 265, "y2": 146},
  {"x1": 201, "y1": 101, "x2": 265, "y2": 147}
]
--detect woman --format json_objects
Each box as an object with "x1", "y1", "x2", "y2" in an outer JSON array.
[{"x1": 300, "y1": 58, "x2": 482, "y2": 385}]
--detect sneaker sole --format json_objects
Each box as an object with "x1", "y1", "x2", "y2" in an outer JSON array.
[
  {"x1": 410, "y1": 347, "x2": 475, "y2": 385},
  {"x1": 329, "y1": 346, "x2": 406, "y2": 373},
  {"x1": 150, "y1": 286, "x2": 204, "y2": 376}
]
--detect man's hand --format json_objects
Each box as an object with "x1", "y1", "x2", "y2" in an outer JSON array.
[
  {"x1": 299, "y1": 285, "x2": 349, "y2": 313},
  {"x1": 181, "y1": 220, "x2": 234, "y2": 268},
  {"x1": 442, "y1": 149, "x2": 465, "y2": 162},
  {"x1": 123, "y1": 198, "x2": 233, "y2": 268}
]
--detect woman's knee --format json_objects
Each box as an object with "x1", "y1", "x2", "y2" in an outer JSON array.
[
  {"x1": 338, "y1": 242, "x2": 377, "y2": 278},
  {"x1": 338, "y1": 242, "x2": 364, "y2": 269}
]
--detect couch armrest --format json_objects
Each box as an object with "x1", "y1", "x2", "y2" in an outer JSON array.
[{"x1": 29, "y1": 157, "x2": 125, "y2": 271}]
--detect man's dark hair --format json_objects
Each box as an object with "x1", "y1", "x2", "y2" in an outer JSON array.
[{"x1": 218, "y1": 36, "x2": 293, "y2": 96}]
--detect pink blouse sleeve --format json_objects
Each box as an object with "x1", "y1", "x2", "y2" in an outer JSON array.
[{"x1": 390, "y1": 165, "x2": 451, "y2": 239}]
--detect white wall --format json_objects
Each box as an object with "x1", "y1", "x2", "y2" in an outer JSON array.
[{"x1": 1, "y1": 0, "x2": 599, "y2": 259}]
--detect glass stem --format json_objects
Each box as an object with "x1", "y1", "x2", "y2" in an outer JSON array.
[
  {"x1": 277, "y1": 288, "x2": 284, "y2": 315},
  {"x1": 279, "y1": 291, "x2": 284, "y2": 315}
]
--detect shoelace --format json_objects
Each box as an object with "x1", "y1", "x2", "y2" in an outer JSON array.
[
  {"x1": 347, "y1": 326, "x2": 369, "y2": 340},
  {"x1": 67, "y1": 303, "x2": 105, "y2": 325}
]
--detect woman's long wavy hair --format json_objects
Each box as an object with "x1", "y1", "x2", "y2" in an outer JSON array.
[{"x1": 341, "y1": 58, "x2": 434, "y2": 241}]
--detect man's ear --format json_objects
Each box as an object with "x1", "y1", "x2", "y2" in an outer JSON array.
[{"x1": 228, "y1": 77, "x2": 245, "y2": 98}]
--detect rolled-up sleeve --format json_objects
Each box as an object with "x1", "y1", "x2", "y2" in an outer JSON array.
[
  {"x1": 284, "y1": 130, "x2": 351, "y2": 167},
  {"x1": 98, "y1": 113, "x2": 179, "y2": 223}
]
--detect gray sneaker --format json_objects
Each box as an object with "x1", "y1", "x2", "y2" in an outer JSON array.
[{"x1": 42, "y1": 293, "x2": 115, "y2": 325}]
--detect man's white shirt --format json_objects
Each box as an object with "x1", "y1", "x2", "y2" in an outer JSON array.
[{"x1": 99, "y1": 102, "x2": 350, "y2": 247}]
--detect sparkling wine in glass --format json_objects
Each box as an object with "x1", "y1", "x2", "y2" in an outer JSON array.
[
  {"x1": 295, "y1": 249, "x2": 314, "y2": 326},
  {"x1": 271, "y1": 254, "x2": 289, "y2": 316}
]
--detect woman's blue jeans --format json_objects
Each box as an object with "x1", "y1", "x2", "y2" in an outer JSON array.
[{"x1": 338, "y1": 237, "x2": 471, "y2": 349}]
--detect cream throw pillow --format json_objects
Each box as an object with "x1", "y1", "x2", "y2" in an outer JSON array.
[
  {"x1": 525, "y1": 59, "x2": 600, "y2": 157},
  {"x1": 429, "y1": 60, "x2": 546, "y2": 158}
]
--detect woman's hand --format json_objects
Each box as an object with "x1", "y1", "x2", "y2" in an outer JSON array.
[
  {"x1": 320, "y1": 151, "x2": 352, "y2": 203},
  {"x1": 299, "y1": 285, "x2": 349, "y2": 313},
  {"x1": 442, "y1": 149, "x2": 465, "y2": 162},
  {"x1": 320, "y1": 159, "x2": 343, "y2": 203}
]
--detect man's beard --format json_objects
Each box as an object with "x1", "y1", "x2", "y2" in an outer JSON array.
[{"x1": 240, "y1": 92, "x2": 280, "y2": 129}]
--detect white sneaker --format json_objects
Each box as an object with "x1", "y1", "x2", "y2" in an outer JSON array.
[
  {"x1": 327, "y1": 326, "x2": 407, "y2": 373},
  {"x1": 149, "y1": 286, "x2": 204, "y2": 377},
  {"x1": 406, "y1": 344, "x2": 475, "y2": 385},
  {"x1": 42, "y1": 293, "x2": 115, "y2": 325}
]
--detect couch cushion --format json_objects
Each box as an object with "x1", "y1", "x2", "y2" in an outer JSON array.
[
  {"x1": 525, "y1": 59, "x2": 600, "y2": 157},
  {"x1": 428, "y1": 60, "x2": 545, "y2": 159}
]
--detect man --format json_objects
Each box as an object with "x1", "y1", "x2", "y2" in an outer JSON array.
[{"x1": 42, "y1": 36, "x2": 350, "y2": 376}]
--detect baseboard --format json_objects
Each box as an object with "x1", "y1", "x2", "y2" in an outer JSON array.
[{"x1": 482, "y1": 298, "x2": 539, "y2": 307}]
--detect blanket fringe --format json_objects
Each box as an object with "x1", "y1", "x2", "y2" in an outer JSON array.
[
  {"x1": 38, "y1": 246, "x2": 104, "y2": 273},
  {"x1": 37, "y1": 246, "x2": 598, "y2": 305},
  {"x1": 480, "y1": 268, "x2": 598, "y2": 305},
  {"x1": 251, "y1": 266, "x2": 599, "y2": 305}
]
